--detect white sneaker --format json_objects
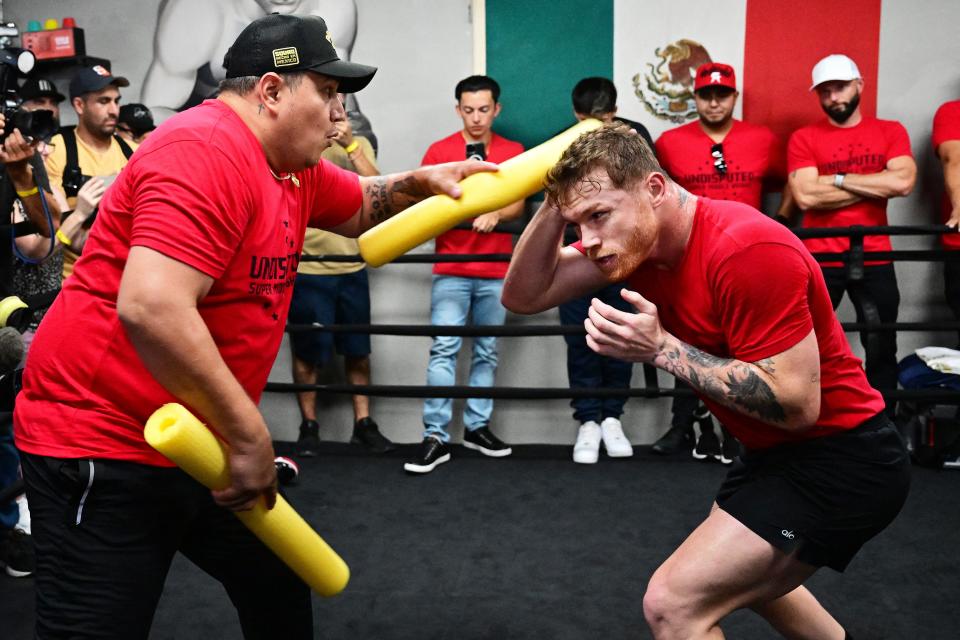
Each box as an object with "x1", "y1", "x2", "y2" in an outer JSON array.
[
  {"x1": 15, "y1": 494, "x2": 30, "y2": 535},
  {"x1": 601, "y1": 417, "x2": 634, "y2": 458},
  {"x1": 573, "y1": 421, "x2": 602, "y2": 464}
]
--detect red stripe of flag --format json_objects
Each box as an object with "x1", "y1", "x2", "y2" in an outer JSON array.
[{"x1": 742, "y1": 0, "x2": 882, "y2": 145}]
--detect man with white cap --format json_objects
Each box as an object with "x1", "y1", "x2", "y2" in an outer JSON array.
[{"x1": 787, "y1": 54, "x2": 915, "y2": 416}]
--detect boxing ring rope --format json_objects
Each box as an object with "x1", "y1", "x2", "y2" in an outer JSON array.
[{"x1": 270, "y1": 224, "x2": 960, "y2": 406}]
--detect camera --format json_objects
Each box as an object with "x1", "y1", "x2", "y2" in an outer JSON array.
[
  {"x1": 465, "y1": 142, "x2": 486, "y2": 161},
  {"x1": 0, "y1": 24, "x2": 57, "y2": 143},
  {"x1": 61, "y1": 167, "x2": 91, "y2": 198}
]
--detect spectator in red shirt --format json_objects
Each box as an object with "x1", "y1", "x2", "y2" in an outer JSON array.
[
  {"x1": 14, "y1": 14, "x2": 497, "y2": 638},
  {"x1": 503, "y1": 125, "x2": 909, "y2": 640},
  {"x1": 933, "y1": 100, "x2": 960, "y2": 341},
  {"x1": 404, "y1": 76, "x2": 526, "y2": 475},
  {"x1": 788, "y1": 54, "x2": 916, "y2": 416},
  {"x1": 653, "y1": 62, "x2": 794, "y2": 461}
]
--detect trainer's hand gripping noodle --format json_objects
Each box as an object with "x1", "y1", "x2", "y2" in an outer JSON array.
[
  {"x1": 358, "y1": 118, "x2": 603, "y2": 267},
  {"x1": 144, "y1": 403, "x2": 349, "y2": 597}
]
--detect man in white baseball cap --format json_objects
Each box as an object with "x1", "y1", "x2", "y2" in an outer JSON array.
[
  {"x1": 787, "y1": 53, "x2": 916, "y2": 417},
  {"x1": 808, "y1": 54, "x2": 861, "y2": 91}
]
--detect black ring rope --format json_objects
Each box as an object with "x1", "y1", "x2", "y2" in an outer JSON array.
[
  {"x1": 287, "y1": 321, "x2": 960, "y2": 336},
  {"x1": 277, "y1": 223, "x2": 960, "y2": 405},
  {"x1": 263, "y1": 382, "x2": 960, "y2": 405}
]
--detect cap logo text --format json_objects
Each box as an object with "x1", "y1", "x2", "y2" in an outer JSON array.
[
  {"x1": 325, "y1": 30, "x2": 334, "y2": 46},
  {"x1": 272, "y1": 47, "x2": 300, "y2": 68}
]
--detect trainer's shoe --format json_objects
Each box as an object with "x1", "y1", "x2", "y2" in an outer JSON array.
[
  {"x1": 692, "y1": 418, "x2": 722, "y2": 462},
  {"x1": 404, "y1": 437, "x2": 451, "y2": 474},
  {"x1": 650, "y1": 423, "x2": 694, "y2": 455},
  {"x1": 296, "y1": 419, "x2": 321, "y2": 457},
  {"x1": 275, "y1": 456, "x2": 300, "y2": 485},
  {"x1": 601, "y1": 417, "x2": 634, "y2": 458},
  {"x1": 0, "y1": 528, "x2": 34, "y2": 578},
  {"x1": 573, "y1": 421, "x2": 602, "y2": 464},
  {"x1": 351, "y1": 417, "x2": 397, "y2": 454},
  {"x1": 719, "y1": 426, "x2": 742, "y2": 465},
  {"x1": 462, "y1": 426, "x2": 512, "y2": 457}
]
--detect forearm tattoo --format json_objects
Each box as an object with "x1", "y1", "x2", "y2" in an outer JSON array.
[
  {"x1": 655, "y1": 343, "x2": 787, "y2": 424},
  {"x1": 364, "y1": 174, "x2": 425, "y2": 223}
]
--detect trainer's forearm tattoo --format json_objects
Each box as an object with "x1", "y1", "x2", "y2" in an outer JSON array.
[
  {"x1": 655, "y1": 342, "x2": 787, "y2": 424},
  {"x1": 364, "y1": 174, "x2": 426, "y2": 223}
]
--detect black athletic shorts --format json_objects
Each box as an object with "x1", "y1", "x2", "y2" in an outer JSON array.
[{"x1": 716, "y1": 412, "x2": 911, "y2": 572}]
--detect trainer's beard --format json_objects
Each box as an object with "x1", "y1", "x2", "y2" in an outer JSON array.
[{"x1": 823, "y1": 92, "x2": 861, "y2": 125}]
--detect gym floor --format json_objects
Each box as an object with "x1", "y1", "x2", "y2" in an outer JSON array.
[{"x1": 2, "y1": 444, "x2": 958, "y2": 639}]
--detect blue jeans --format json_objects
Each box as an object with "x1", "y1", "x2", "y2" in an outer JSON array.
[
  {"x1": 0, "y1": 411, "x2": 19, "y2": 529},
  {"x1": 423, "y1": 276, "x2": 506, "y2": 442},
  {"x1": 558, "y1": 283, "x2": 634, "y2": 423}
]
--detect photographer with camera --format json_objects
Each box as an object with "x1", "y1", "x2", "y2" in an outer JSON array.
[
  {"x1": 0, "y1": 77, "x2": 64, "y2": 581},
  {"x1": 44, "y1": 65, "x2": 135, "y2": 280}
]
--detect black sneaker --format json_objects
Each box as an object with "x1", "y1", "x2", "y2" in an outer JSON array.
[
  {"x1": 719, "y1": 426, "x2": 742, "y2": 465},
  {"x1": 296, "y1": 419, "x2": 321, "y2": 457},
  {"x1": 351, "y1": 417, "x2": 397, "y2": 454},
  {"x1": 0, "y1": 528, "x2": 34, "y2": 578},
  {"x1": 692, "y1": 417, "x2": 721, "y2": 462},
  {"x1": 462, "y1": 426, "x2": 512, "y2": 457},
  {"x1": 404, "y1": 437, "x2": 451, "y2": 474},
  {"x1": 651, "y1": 423, "x2": 694, "y2": 455}
]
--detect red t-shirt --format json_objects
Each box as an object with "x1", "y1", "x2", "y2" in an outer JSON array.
[
  {"x1": 655, "y1": 120, "x2": 784, "y2": 210},
  {"x1": 421, "y1": 131, "x2": 524, "y2": 278},
  {"x1": 787, "y1": 117, "x2": 912, "y2": 266},
  {"x1": 932, "y1": 100, "x2": 960, "y2": 249},
  {"x1": 592, "y1": 197, "x2": 884, "y2": 450},
  {"x1": 15, "y1": 100, "x2": 362, "y2": 466}
]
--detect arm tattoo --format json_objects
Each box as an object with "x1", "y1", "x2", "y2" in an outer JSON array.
[
  {"x1": 364, "y1": 174, "x2": 426, "y2": 223},
  {"x1": 655, "y1": 342, "x2": 787, "y2": 424}
]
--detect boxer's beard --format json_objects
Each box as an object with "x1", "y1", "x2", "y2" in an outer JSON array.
[{"x1": 823, "y1": 91, "x2": 861, "y2": 124}]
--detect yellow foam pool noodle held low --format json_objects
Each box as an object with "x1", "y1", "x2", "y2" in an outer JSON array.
[
  {"x1": 144, "y1": 403, "x2": 349, "y2": 597},
  {"x1": 358, "y1": 118, "x2": 603, "y2": 267}
]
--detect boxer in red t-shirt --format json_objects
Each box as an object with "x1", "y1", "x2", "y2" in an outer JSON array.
[
  {"x1": 504, "y1": 126, "x2": 909, "y2": 639},
  {"x1": 788, "y1": 54, "x2": 916, "y2": 416},
  {"x1": 14, "y1": 14, "x2": 499, "y2": 638},
  {"x1": 933, "y1": 100, "x2": 960, "y2": 340},
  {"x1": 654, "y1": 62, "x2": 794, "y2": 462}
]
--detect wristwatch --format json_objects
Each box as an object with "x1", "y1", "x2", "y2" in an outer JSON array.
[{"x1": 834, "y1": 172, "x2": 846, "y2": 188}]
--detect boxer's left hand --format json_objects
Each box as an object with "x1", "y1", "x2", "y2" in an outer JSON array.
[{"x1": 585, "y1": 288, "x2": 666, "y2": 363}]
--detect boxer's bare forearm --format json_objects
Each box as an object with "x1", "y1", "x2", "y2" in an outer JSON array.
[
  {"x1": 652, "y1": 332, "x2": 821, "y2": 431},
  {"x1": 503, "y1": 202, "x2": 607, "y2": 314}
]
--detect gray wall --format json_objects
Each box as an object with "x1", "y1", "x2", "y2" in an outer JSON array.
[{"x1": 8, "y1": 0, "x2": 960, "y2": 447}]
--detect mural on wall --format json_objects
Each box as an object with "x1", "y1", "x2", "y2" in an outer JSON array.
[
  {"x1": 632, "y1": 39, "x2": 712, "y2": 124},
  {"x1": 140, "y1": 0, "x2": 375, "y2": 147}
]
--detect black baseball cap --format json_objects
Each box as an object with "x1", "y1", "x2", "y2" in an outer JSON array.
[
  {"x1": 118, "y1": 103, "x2": 156, "y2": 136},
  {"x1": 69, "y1": 65, "x2": 130, "y2": 100},
  {"x1": 20, "y1": 77, "x2": 66, "y2": 103},
  {"x1": 222, "y1": 13, "x2": 377, "y2": 93}
]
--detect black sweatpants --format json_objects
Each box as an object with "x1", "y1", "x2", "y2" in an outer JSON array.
[
  {"x1": 821, "y1": 263, "x2": 900, "y2": 414},
  {"x1": 21, "y1": 452, "x2": 313, "y2": 640}
]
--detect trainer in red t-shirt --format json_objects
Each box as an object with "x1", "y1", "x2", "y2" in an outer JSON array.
[
  {"x1": 15, "y1": 100, "x2": 362, "y2": 466},
  {"x1": 933, "y1": 100, "x2": 960, "y2": 250},
  {"x1": 422, "y1": 131, "x2": 524, "y2": 279}
]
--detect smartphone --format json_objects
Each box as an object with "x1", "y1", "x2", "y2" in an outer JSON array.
[{"x1": 465, "y1": 142, "x2": 486, "y2": 161}]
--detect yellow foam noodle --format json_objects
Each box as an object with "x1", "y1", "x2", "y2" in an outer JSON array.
[
  {"x1": 144, "y1": 403, "x2": 349, "y2": 597},
  {"x1": 358, "y1": 118, "x2": 603, "y2": 267}
]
